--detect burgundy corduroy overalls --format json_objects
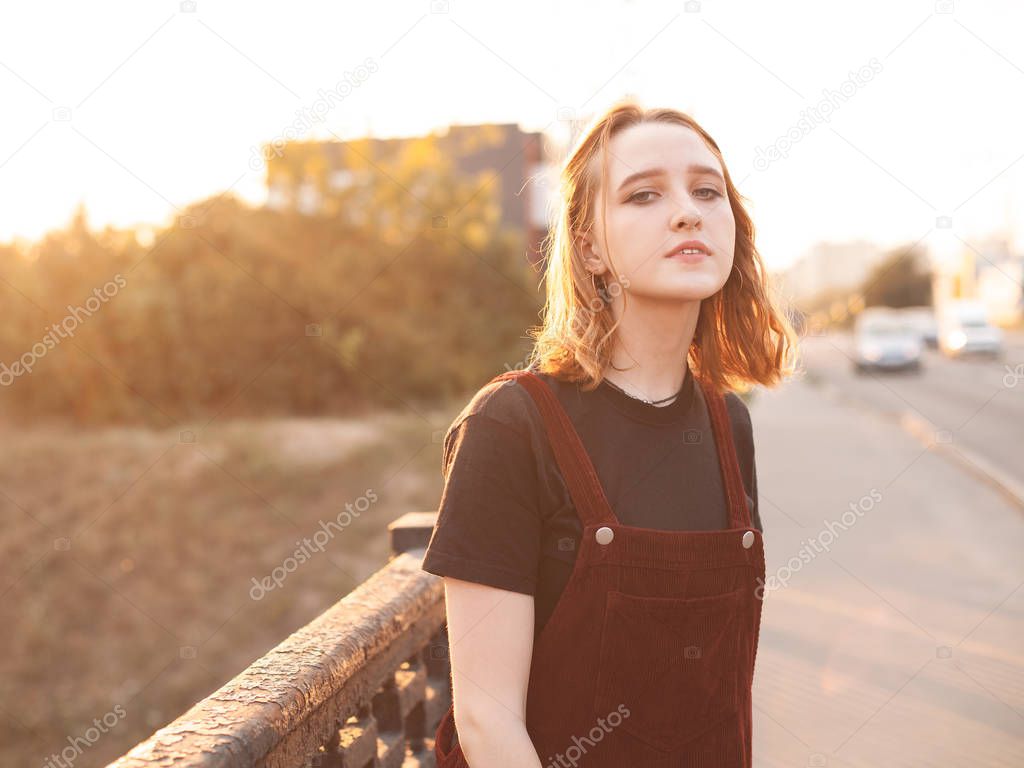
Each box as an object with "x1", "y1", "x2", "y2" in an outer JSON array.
[{"x1": 433, "y1": 369, "x2": 766, "y2": 767}]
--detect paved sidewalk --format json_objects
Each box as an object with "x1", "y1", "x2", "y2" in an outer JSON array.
[{"x1": 749, "y1": 374, "x2": 1024, "y2": 767}]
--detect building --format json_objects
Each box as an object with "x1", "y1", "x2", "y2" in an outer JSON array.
[
  {"x1": 781, "y1": 240, "x2": 889, "y2": 305},
  {"x1": 934, "y1": 236, "x2": 1023, "y2": 326},
  {"x1": 264, "y1": 123, "x2": 553, "y2": 266}
]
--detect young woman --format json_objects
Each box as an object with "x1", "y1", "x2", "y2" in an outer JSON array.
[{"x1": 422, "y1": 101, "x2": 798, "y2": 767}]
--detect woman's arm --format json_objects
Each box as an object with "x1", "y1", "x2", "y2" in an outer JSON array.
[{"x1": 443, "y1": 576, "x2": 544, "y2": 767}]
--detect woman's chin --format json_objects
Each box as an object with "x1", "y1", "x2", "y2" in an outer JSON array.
[
  {"x1": 631, "y1": 284, "x2": 725, "y2": 303},
  {"x1": 647, "y1": 271, "x2": 727, "y2": 299}
]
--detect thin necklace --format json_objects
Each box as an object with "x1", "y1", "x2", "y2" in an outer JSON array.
[{"x1": 603, "y1": 377, "x2": 679, "y2": 406}]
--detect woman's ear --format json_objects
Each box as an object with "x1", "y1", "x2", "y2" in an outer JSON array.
[{"x1": 572, "y1": 229, "x2": 607, "y2": 276}]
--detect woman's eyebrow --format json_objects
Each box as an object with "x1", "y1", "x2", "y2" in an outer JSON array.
[{"x1": 616, "y1": 164, "x2": 725, "y2": 191}]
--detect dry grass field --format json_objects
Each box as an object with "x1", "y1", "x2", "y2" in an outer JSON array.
[{"x1": 1, "y1": 400, "x2": 461, "y2": 767}]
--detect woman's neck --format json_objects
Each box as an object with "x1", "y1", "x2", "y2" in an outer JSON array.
[{"x1": 600, "y1": 299, "x2": 700, "y2": 403}]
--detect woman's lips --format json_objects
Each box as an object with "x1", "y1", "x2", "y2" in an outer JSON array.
[
  {"x1": 663, "y1": 239, "x2": 711, "y2": 263},
  {"x1": 665, "y1": 250, "x2": 709, "y2": 264}
]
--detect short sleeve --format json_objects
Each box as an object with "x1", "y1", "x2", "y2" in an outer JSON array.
[
  {"x1": 724, "y1": 392, "x2": 763, "y2": 534},
  {"x1": 421, "y1": 412, "x2": 543, "y2": 595},
  {"x1": 749, "y1": 449, "x2": 763, "y2": 534}
]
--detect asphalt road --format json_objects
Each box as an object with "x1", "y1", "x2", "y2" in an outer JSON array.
[
  {"x1": 800, "y1": 330, "x2": 1024, "y2": 490},
  {"x1": 749, "y1": 334, "x2": 1024, "y2": 767}
]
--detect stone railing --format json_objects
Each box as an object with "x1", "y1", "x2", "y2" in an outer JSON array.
[{"x1": 105, "y1": 512, "x2": 450, "y2": 768}]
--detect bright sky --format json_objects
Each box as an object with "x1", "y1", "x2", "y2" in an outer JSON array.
[{"x1": 2, "y1": 0, "x2": 1022, "y2": 271}]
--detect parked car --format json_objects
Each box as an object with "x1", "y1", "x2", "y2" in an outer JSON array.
[
  {"x1": 853, "y1": 309, "x2": 924, "y2": 374},
  {"x1": 899, "y1": 306, "x2": 939, "y2": 349},
  {"x1": 936, "y1": 300, "x2": 1003, "y2": 359}
]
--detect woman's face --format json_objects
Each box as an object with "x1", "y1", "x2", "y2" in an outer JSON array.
[{"x1": 582, "y1": 121, "x2": 737, "y2": 302}]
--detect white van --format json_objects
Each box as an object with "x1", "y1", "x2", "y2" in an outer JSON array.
[{"x1": 937, "y1": 300, "x2": 1003, "y2": 359}]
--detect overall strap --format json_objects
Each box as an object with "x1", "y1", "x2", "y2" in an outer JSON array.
[
  {"x1": 490, "y1": 370, "x2": 618, "y2": 528},
  {"x1": 698, "y1": 377, "x2": 753, "y2": 530}
]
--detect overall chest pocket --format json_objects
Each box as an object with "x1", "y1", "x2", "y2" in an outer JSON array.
[{"x1": 593, "y1": 586, "x2": 744, "y2": 754}]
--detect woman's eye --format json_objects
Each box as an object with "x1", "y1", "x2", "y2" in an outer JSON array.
[
  {"x1": 629, "y1": 188, "x2": 723, "y2": 203},
  {"x1": 628, "y1": 190, "x2": 657, "y2": 203}
]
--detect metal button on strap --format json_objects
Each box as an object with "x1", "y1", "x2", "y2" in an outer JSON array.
[
  {"x1": 742, "y1": 530, "x2": 755, "y2": 549},
  {"x1": 595, "y1": 526, "x2": 614, "y2": 545}
]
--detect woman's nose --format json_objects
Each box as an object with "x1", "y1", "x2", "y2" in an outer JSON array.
[{"x1": 672, "y1": 208, "x2": 703, "y2": 229}]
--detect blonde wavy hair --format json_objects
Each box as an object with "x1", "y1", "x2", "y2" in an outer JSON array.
[{"x1": 525, "y1": 100, "x2": 799, "y2": 396}]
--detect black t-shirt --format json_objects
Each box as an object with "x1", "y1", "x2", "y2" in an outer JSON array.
[{"x1": 421, "y1": 363, "x2": 762, "y2": 641}]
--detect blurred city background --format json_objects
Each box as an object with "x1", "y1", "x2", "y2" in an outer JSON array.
[{"x1": 2, "y1": 1, "x2": 1022, "y2": 766}]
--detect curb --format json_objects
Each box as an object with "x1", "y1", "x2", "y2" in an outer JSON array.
[
  {"x1": 811, "y1": 377, "x2": 1024, "y2": 512},
  {"x1": 898, "y1": 411, "x2": 1024, "y2": 512}
]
